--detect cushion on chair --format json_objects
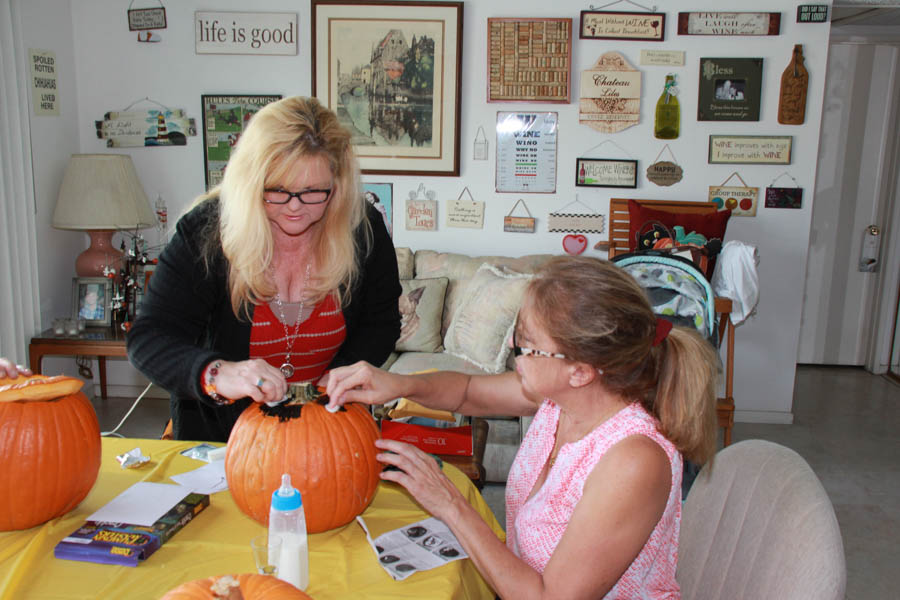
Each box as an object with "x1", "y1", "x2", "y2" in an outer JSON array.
[
  {"x1": 677, "y1": 440, "x2": 846, "y2": 600},
  {"x1": 627, "y1": 199, "x2": 731, "y2": 252}
]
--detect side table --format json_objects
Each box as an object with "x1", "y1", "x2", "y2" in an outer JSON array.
[{"x1": 28, "y1": 327, "x2": 127, "y2": 400}]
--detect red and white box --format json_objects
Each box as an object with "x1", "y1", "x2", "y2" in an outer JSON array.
[{"x1": 380, "y1": 420, "x2": 473, "y2": 456}]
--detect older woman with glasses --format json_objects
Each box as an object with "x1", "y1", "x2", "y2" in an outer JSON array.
[
  {"x1": 325, "y1": 256, "x2": 719, "y2": 599},
  {"x1": 127, "y1": 96, "x2": 401, "y2": 442}
]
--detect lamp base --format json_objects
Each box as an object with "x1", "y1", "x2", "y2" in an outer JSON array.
[{"x1": 75, "y1": 230, "x2": 123, "y2": 277}]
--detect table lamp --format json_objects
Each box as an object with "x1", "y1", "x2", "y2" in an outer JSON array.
[{"x1": 53, "y1": 154, "x2": 156, "y2": 277}]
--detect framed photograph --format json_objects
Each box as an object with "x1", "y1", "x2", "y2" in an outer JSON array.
[
  {"x1": 698, "y1": 58, "x2": 763, "y2": 121},
  {"x1": 363, "y1": 182, "x2": 393, "y2": 237},
  {"x1": 201, "y1": 95, "x2": 282, "y2": 188},
  {"x1": 311, "y1": 1, "x2": 463, "y2": 176},
  {"x1": 709, "y1": 135, "x2": 793, "y2": 165},
  {"x1": 72, "y1": 277, "x2": 112, "y2": 326},
  {"x1": 576, "y1": 158, "x2": 638, "y2": 188},
  {"x1": 488, "y1": 18, "x2": 573, "y2": 103},
  {"x1": 580, "y1": 11, "x2": 665, "y2": 41}
]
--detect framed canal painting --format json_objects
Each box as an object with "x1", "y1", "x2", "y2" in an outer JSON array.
[{"x1": 312, "y1": 1, "x2": 463, "y2": 176}]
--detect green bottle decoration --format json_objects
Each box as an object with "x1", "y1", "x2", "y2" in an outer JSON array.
[{"x1": 654, "y1": 74, "x2": 679, "y2": 140}]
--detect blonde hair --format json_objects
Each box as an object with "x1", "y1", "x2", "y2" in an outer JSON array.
[
  {"x1": 194, "y1": 96, "x2": 369, "y2": 318},
  {"x1": 527, "y1": 256, "x2": 718, "y2": 465}
]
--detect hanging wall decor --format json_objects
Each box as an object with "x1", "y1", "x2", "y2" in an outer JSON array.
[
  {"x1": 363, "y1": 182, "x2": 394, "y2": 237},
  {"x1": 195, "y1": 12, "x2": 298, "y2": 55},
  {"x1": 778, "y1": 45, "x2": 809, "y2": 125},
  {"x1": 562, "y1": 234, "x2": 589, "y2": 255},
  {"x1": 473, "y1": 126, "x2": 488, "y2": 161},
  {"x1": 579, "y1": 10, "x2": 666, "y2": 41},
  {"x1": 487, "y1": 18, "x2": 573, "y2": 103},
  {"x1": 496, "y1": 112, "x2": 558, "y2": 193},
  {"x1": 504, "y1": 199, "x2": 536, "y2": 233},
  {"x1": 797, "y1": 5, "x2": 829, "y2": 23},
  {"x1": 446, "y1": 187, "x2": 484, "y2": 229},
  {"x1": 640, "y1": 50, "x2": 685, "y2": 67},
  {"x1": 201, "y1": 94, "x2": 282, "y2": 188},
  {"x1": 311, "y1": 1, "x2": 463, "y2": 176},
  {"x1": 698, "y1": 58, "x2": 762, "y2": 121},
  {"x1": 576, "y1": 158, "x2": 638, "y2": 188},
  {"x1": 709, "y1": 172, "x2": 758, "y2": 217},
  {"x1": 579, "y1": 52, "x2": 641, "y2": 133},
  {"x1": 646, "y1": 145, "x2": 683, "y2": 186},
  {"x1": 29, "y1": 49, "x2": 59, "y2": 116},
  {"x1": 709, "y1": 135, "x2": 792, "y2": 165},
  {"x1": 405, "y1": 184, "x2": 438, "y2": 231},
  {"x1": 548, "y1": 198, "x2": 605, "y2": 234},
  {"x1": 765, "y1": 173, "x2": 803, "y2": 209},
  {"x1": 95, "y1": 99, "x2": 197, "y2": 148},
  {"x1": 127, "y1": 2, "x2": 167, "y2": 31},
  {"x1": 677, "y1": 12, "x2": 781, "y2": 36},
  {"x1": 654, "y1": 73, "x2": 679, "y2": 139}
]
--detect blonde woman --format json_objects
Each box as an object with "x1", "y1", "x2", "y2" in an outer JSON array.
[
  {"x1": 128, "y1": 97, "x2": 401, "y2": 442},
  {"x1": 326, "y1": 256, "x2": 718, "y2": 599}
]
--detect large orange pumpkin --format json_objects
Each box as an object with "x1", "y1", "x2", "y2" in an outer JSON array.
[
  {"x1": 0, "y1": 374, "x2": 101, "y2": 531},
  {"x1": 226, "y1": 401, "x2": 381, "y2": 533},
  {"x1": 161, "y1": 573, "x2": 313, "y2": 599}
]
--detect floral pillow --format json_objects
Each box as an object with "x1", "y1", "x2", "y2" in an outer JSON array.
[
  {"x1": 397, "y1": 278, "x2": 449, "y2": 353},
  {"x1": 444, "y1": 263, "x2": 532, "y2": 373}
]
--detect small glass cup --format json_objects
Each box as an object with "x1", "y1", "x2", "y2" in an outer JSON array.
[
  {"x1": 251, "y1": 533, "x2": 282, "y2": 576},
  {"x1": 52, "y1": 318, "x2": 66, "y2": 336},
  {"x1": 65, "y1": 318, "x2": 79, "y2": 336}
]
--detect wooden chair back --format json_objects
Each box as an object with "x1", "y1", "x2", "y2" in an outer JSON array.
[{"x1": 607, "y1": 197, "x2": 719, "y2": 260}]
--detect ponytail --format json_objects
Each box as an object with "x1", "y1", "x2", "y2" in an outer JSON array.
[{"x1": 654, "y1": 327, "x2": 719, "y2": 465}]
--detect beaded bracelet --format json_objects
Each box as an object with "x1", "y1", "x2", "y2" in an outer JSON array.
[{"x1": 202, "y1": 361, "x2": 234, "y2": 405}]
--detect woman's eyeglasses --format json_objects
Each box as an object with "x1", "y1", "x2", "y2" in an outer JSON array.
[
  {"x1": 263, "y1": 188, "x2": 334, "y2": 205},
  {"x1": 512, "y1": 327, "x2": 568, "y2": 360}
]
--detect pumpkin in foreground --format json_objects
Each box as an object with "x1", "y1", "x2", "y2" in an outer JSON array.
[
  {"x1": 161, "y1": 573, "x2": 313, "y2": 600},
  {"x1": 0, "y1": 374, "x2": 101, "y2": 531},
  {"x1": 226, "y1": 400, "x2": 381, "y2": 533}
]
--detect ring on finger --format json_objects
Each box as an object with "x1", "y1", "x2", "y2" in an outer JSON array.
[{"x1": 256, "y1": 377, "x2": 265, "y2": 389}]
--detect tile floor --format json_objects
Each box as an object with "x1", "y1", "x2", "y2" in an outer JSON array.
[{"x1": 93, "y1": 365, "x2": 898, "y2": 599}]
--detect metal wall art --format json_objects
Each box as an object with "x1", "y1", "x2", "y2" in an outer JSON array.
[{"x1": 496, "y1": 112, "x2": 558, "y2": 193}]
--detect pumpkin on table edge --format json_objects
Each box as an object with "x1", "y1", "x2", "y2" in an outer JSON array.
[
  {"x1": 0, "y1": 374, "x2": 100, "y2": 531},
  {"x1": 225, "y1": 401, "x2": 381, "y2": 534},
  {"x1": 161, "y1": 573, "x2": 313, "y2": 600}
]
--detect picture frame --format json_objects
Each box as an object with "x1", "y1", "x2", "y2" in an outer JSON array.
[
  {"x1": 576, "y1": 158, "x2": 638, "y2": 189},
  {"x1": 488, "y1": 18, "x2": 573, "y2": 103},
  {"x1": 709, "y1": 135, "x2": 793, "y2": 165},
  {"x1": 201, "y1": 95, "x2": 282, "y2": 188},
  {"x1": 580, "y1": 11, "x2": 665, "y2": 41},
  {"x1": 698, "y1": 58, "x2": 763, "y2": 122},
  {"x1": 311, "y1": 0, "x2": 463, "y2": 176},
  {"x1": 362, "y1": 182, "x2": 394, "y2": 237},
  {"x1": 72, "y1": 277, "x2": 112, "y2": 326}
]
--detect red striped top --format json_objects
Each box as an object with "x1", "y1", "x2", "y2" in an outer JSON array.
[{"x1": 249, "y1": 294, "x2": 346, "y2": 384}]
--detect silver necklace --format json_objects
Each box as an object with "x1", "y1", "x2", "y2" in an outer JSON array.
[{"x1": 272, "y1": 263, "x2": 312, "y2": 378}]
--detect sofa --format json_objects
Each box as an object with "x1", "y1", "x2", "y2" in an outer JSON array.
[{"x1": 383, "y1": 248, "x2": 555, "y2": 482}]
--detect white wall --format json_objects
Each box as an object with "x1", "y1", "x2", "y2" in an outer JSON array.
[
  {"x1": 18, "y1": 0, "x2": 83, "y2": 376},
  {"x1": 24, "y1": 0, "x2": 832, "y2": 422}
]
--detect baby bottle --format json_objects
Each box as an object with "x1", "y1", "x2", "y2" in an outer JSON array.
[{"x1": 268, "y1": 473, "x2": 309, "y2": 590}]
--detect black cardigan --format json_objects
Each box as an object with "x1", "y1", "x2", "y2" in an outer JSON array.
[{"x1": 126, "y1": 199, "x2": 401, "y2": 442}]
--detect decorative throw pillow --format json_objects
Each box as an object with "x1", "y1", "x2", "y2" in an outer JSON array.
[
  {"x1": 444, "y1": 263, "x2": 532, "y2": 373},
  {"x1": 397, "y1": 277, "x2": 449, "y2": 353},
  {"x1": 627, "y1": 199, "x2": 731, "y2": 252}
]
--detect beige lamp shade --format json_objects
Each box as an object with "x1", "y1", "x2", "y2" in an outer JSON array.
[
  {"x1": 53, "y1": 154, "x2": 155, "y2": 276},
  {"x1": 53, "y1": 154, "x2": 155, "y2": 230}
]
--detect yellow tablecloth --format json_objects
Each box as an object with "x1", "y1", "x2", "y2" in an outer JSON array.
[{"x1": 0, "y1": 437, "x2": 504, "y2": 599}]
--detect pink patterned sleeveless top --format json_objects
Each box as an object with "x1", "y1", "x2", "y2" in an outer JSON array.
[{"x1": 505, "y1": 400, "x2": 682, "y2": 599}]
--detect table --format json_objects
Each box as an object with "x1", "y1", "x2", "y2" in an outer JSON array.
[
  {"x1": 28, "y1": 327, "x2": 127, "y2": 400},
  {"x1": 0, "y1": 438, "x2": 503, "y2": 600}
]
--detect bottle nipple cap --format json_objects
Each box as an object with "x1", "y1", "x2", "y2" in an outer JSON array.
[{"x1": 271, "y1": 473, "x2": 303, "y2": 511}]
